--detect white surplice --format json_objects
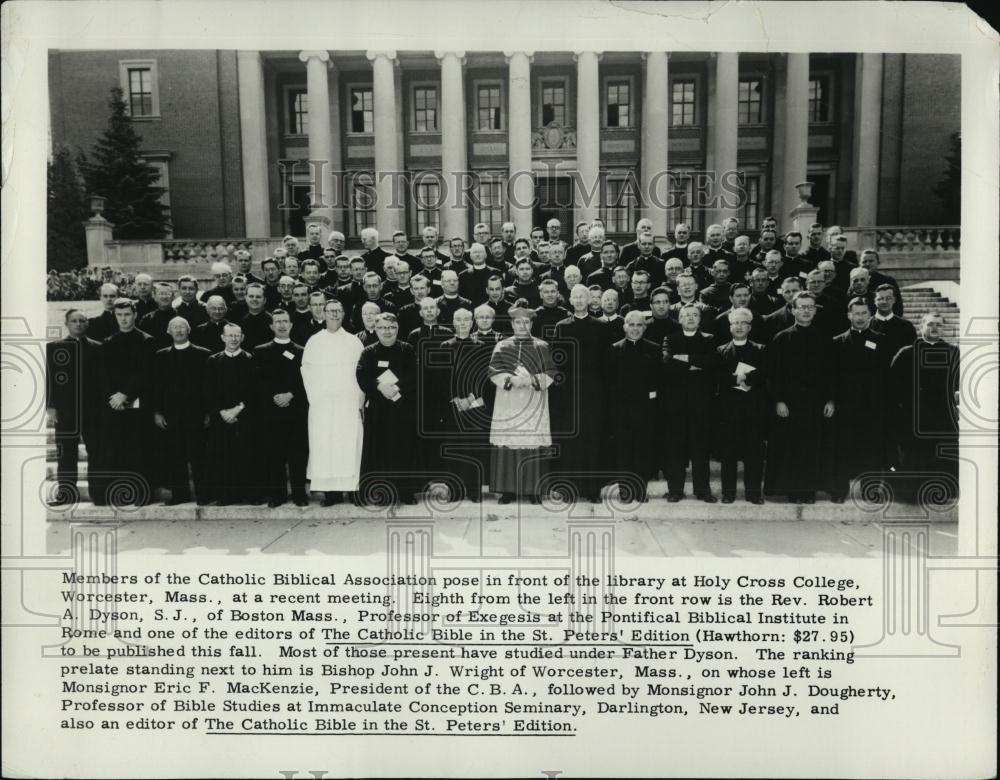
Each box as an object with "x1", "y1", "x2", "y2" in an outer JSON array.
[{"x1": 301, "y1": 327, "x2": 365, "y2": 491}]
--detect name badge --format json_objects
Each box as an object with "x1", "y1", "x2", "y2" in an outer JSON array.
[
  {"x1": 865, "y1": 340, "x2": 877, "y2": 350},
  {"x1": 378, "y1": 360, "x2": 390, "y2": 368},
  {"x1": 282, "y1": 350, "x2": 295, "y2": 360},
  {"x1": 798, "y1": 271, "x2": 808, "y2": 278},
  {"x1": 648, "y1": 391, "x2": 657, "y2": 400}
]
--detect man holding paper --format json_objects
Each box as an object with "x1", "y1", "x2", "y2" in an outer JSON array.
[
  {"x1": 438, "y1": 309, "x2": 490, "y2": 502},
  {"x1": 716, "y1": 307, "x2": 768, "y2": 504},
  {"x1": 356, "y1": 313, "x2": 420, "y2": 505}
]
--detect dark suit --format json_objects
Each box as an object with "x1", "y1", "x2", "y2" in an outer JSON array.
[{"x1": 716, "y1": 340, "x2": 768, "y2": 501}]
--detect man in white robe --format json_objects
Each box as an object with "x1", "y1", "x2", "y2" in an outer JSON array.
[{"x1": 301, "y1": 299, "x2": 365, "y2": 506}]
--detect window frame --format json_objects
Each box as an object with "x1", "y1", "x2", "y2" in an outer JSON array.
[
  {"x1": 603, "y1": 75, "x2": 635, "y2": 129},
  {"x1": 808, "y1": 72, "x2": 834, "y2": 124},
  {"x1": 348, "y1": 171, "x2": 378, "y2": 237},
  {"x1": 737, "y1": 77, "x2": 765, "y2": 126},
  {"x1": 473, "y1": 172, "x2": 508, "y2": 234},
  {"x1": 601, "y1": 175, "x2": 639, "y2": 234},
  {"x1": 282, "y1": 84, "x2": 309, "y2": 137},
  {"x1": 669, "y1": 75, "x2": 699, "y2": 127},
  {"x1": 410, "y1": 172, "x2": 442, "y2": 234},
  {"x1": 537, "y1": 75, "x2": 571, "y2": 127},
  {"x1": 473, "y1": 79, "x2": 505, "y2": 132},
  {"x1": 667, "y1": 170, "x2": 699, "y2": 233},
  {"x1": 410, "y1": 81, "x2": 441, "y2": 134},
  {"x1": 737, "y1": 172, "x2": 765, "y2": 232},
  {"x1": 346, "y1": 83, "x2": 375, "y2": 136},
  {"x1": 118, "y1": 59, "x2": 160, "y2": 119}
]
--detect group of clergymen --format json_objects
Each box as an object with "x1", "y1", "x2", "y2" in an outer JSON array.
[{"x1": 47, "y1": 216, "x2": 960, "y2": 508}]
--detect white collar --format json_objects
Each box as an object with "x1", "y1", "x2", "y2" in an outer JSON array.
[
  {"x1": 682, "y1": 329, "x2": 698, "y2": 336},
  {"x1": 273, "y1": 338, "x2": 291, "y2": 344},
  {"x1": 174, "y1": 341, "x2": 191, "y2": 350},
  {"x1": 732, "y1": 339, "x2": 748, "y2": 346},
  {"x1": 875, "y1": 312, "x2": 894, "y2": 321},
  {"x1": 224, "y1": 349, "x2": 243, "y2": 357}
]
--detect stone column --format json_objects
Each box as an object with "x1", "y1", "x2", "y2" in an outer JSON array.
[
  {"x1": 711, "y1": 52, "x2": 739, "y2": 224},
  {"x1": 783, "y1": 53, "x2": 810, "y2": 224},
  {"x1": 574, "y1": 51, "x2": 601, "y2": 225},
  {"x1": 298, "y1": 50, "x2": 334, "y2": 230},
  {"x1": 641, "y1": 52, "x2": 669, "y2": 239},
  {"x1": 85, "y1": 214, "x2": 114, "y2": 268},
  {"x1": 505, "y1": 51, "x2": 534, "y2": 239},
  {"x1": 436, "y1": 51, "x2": 469, "y2": 241},
  {"x1": 237, "y1": 51, "x2": 271, "y2": 237},
  {"x1": 851, "y1": 53, "x2": 883, "y2": 226},
  {"x1": 367, "y1": 50, "x2": 403, "y2": 241}
]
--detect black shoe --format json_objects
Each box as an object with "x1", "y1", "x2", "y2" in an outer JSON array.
[
  {"x1": 498, "y1": 493, "x2": 514, "y2": 505},
  {"x1": 750, "y1": 497, "x2": 765, "y2": 505},
  {"x1": 803, "y1": 497, "x2": 816, "y2": 505},
  {"x1": 830, "y1": 496, "x2": 846, "y2": 504},
  {"x1": 292, "y1": 496, "x2": 309, "y2": 507},
  {"x1": 721, "y1": 496, "x2": 735, "y2": 504},
  {"x1": 164, "y1": 496, "x2": 191, "y2": 506},
  {"x1": 400, "y1": 496, "x2": 419, "y2": 505},
  {"x1": 196, "y1": 499, "x2": 211, "y2": 507},
  {"x1": 268, "y1": 498, "x2": 287, "y2": 508},
  {"x1": 320, "y1": 495, "x2": 339, "y2": 507},
  {"x1": 698, "y1": 494, "x2": 718, "y2": 504},
  {"x1": 665, "y1": 494, "x2": 682, "y2": 503}
]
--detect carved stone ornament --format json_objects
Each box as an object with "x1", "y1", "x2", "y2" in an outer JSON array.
[{"x1": 532, "y1": 122, "x2": 577, "y2": 150}]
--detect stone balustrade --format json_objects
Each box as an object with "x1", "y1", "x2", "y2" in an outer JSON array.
[{"x1": 844, "y1": 226, "x2": 960, "y2": 254}]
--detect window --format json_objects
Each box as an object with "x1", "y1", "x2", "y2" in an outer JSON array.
[
  {"x1": 738, "y1": 174, "x2": 761, "y2": 230},
  {"x1": 349, "y1": 87, "x2": 374, "y2": 134},
  {"x1": 605, "y1": 81, "x2": 631, "y2": 128},
  {"x1": 118, "y1": 60, "x2": 159, "y2": 118},
  {"x1": 285, "y1": 87, "x2": 308, "y2": 135},
  {"x1": 413, "y1": 177, "x2": 440, "y2": 232},
  {"x1": 475, "y1": 176, "x2": 506, "y2": 233},
  {"x1": 412, "y1": 86, "x2": 438, "y2": 132},
  {"x1": 477, "y1": 83, "x2": 503, "y2": 130},
  {"x1": 809, "y1": 76, "x2": 831, "y2": 122},
  {"x1": 668, "y1": 174, "x2": 695, "y2": 229},
  {"x1": 541, "y1": 79, "x2": 567, "y2": 125},
  {"x1": 671, "y1": 80, "x2": 696, "y2": 126},
  {"x1": 738, "y1": 79, "x2": 763, "y2": 124},
  {"x1": 603, "y1": 178, "x2": 638, "y2": 234},
  {"x1": 351, "y1": 173, "x2": 377, "y2": 236}
]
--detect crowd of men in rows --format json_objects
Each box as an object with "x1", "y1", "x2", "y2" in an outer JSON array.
[{"x1": 47, "y1": 216, "x2": 960, "y2": 508}]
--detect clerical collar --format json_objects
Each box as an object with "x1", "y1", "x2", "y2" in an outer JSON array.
[
  {"x1": 626, "y1": 337, "x2": 641, "y2": 343},
  {"x1": 920, "y1": 337, "x2": 941, "y2": 344},
  {"x1": 875, "y1": 312, "x2": 894, "y2": 321},
  {"x1": 574, "y1": 313, "x2": 589, "y2": 319},
  {"x1": 602, "y1": 314, "x2": 619, "y2": 321},
  {"x1": 443, "y1": 294, "x2": 458, "y2": 300},
  {"x1": 851, "y1": 328, "x2": 869, "y2": 335},
  {"x1": 274, "y1": 338, "x2": 291, "y2": 344},
  {"x1": 477, "y1": 329, "x2": 494, "y2": 336},
  {"x1": 174, "y1": 341, "x2": 191, "y2": 350},
  {"x1": 224, "y1": 349, "x2": 243, "y2": 357},
  {"x1": 682, "y1": 329, "x2": 698, "y2": 336},
  {"x1": 732, "y1": 339, "x2": 748, "y2": 346}
]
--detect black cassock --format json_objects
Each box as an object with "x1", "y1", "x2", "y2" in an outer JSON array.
[
  {"x1": 357, "y1": 341, "x2": 421, "y2": 502},
  {"x1": 550, "y1": 315, "x2": 612, "y2": 500},
  {"x1": 436, "y1": 336, "x2": 496, "y2": 501},
  {"x1": 828, "y1": 328, "x2": 891, "y2": 499},
  {"x1": 889, "y1": 339, "x2": 960, "y2": 502},
  {"x1": 607, "y1": 337, "x2": 661, "y2": 500},
  {"x1": 408, "y1": 325, "x2": 454, "y2": 473},
  {"x1": 94, "y1": 328, "x2": 156, "y2": 506},
  {"x1": 237, "y1": 310, "x2": 274, "y2": 352},
  {"x1": 46, "y1": 335, "x2": 102, "y2": 502},
  {"x1": 765, "y1": 323, "x2": 835, "y2": 500},
  {"x1": 716, "y1": 340, "x2": 768, "y2": 501},
  {"x1": 151, "y1": 343, "x2": 211, "y2": 503},
  {"x1": 203, "y1": 350, "x2": 263, "y2": 504},
  {"x1": 138, "y1": 307, "x2": 177, "y2": 350},
  {"x1": 871, "y1": 314, "x2": 917, "y2": 365},
  {"x1": 254, "y1": 339, "x2": 309, "y2": 503},
  {"x1": 191, "y1": 319, "x2": 230, "y2": 353},
  {"x1": 86, "y1": 310, "x2": 117, "y2": 343},
  {"x1": 660, "y1": 330, "x2": 721, "y2": 498}
]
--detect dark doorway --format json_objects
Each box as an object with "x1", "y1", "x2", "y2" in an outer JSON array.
[
  {"x1": 809, "y1": 174, "x2": 833, "y2": 227},
  {"x1": 287, "y1": 184, "x2": 312, "y2": 237},
  {"x1": 534, "y1": 176, "x2": 574, "y2": 238}
]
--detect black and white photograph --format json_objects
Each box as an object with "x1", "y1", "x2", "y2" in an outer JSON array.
[{"x1": 2, "y1": 1, "x2": 997, "y2": 778}]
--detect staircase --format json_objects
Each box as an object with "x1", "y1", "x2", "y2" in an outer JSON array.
[{"x1": 900, "y1": 287, "x2": 961, "y2": 339}]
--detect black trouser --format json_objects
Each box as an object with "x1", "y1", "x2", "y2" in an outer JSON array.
[
  {"x1": 829, "y1": 414, "x2": 885, "y2": 499},
  {"x1": 264, "y1": 409, "x2": 308, "y2": 501},
  {"x1": 161, "y1": 420, "x2": 207, "y2": 502},
  {"x1": 770, "y1": 395, "x2": 826, "y2": 500},
  {"x1": 665, "y1": 413, "x2": 711, "y2": 497},
  {"x1": 54, "y1": 413, "x2": 96, "y2": 500},
  {"x1": 719, "y1": 417, "x2": 765, "y2": 500},
  {"x1": 613, "y1": 421, "x2": 655, "y2": 499},
  {"x1": 93, "y1": 408, "x2": 151, "y2": 505}
]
